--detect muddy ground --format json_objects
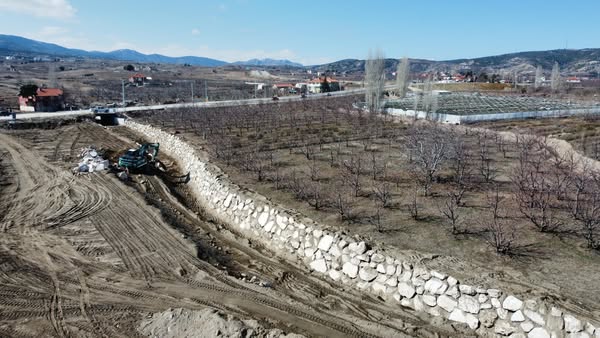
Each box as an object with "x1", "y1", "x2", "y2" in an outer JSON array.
[{"x1": 0, "y1": 121, "x2": 468, "y2": 337}]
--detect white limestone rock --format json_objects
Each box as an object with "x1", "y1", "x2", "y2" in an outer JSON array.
[
  {"x1": 290, "y1": 240, "x2": 300, "y2": 249},
  {"x1": 348, "y1": 241, "x2": 367, "y2": 254},
  {"x1": 511, "y1": 310, "x2": 525, "y2": 322},
  {"x1": 437, "y1": 295, "x2": 457, "y2": 312},
  {"x1": 528, "y1": 327, "x2": 550, "y2": 338},
  {"x1": 495, "y1": 320, "x2": 517, "y2": 335},
  {"x1": 521, "y1": 321, "x2": 534, "y2": 332},
  {"x1": 480, "y1": 309, "x2": 498, "y2": 328},
  {"x1": 371, "y1": 253, "x2": 385, "y2": 263},
  {"x1": 459, "y1": 284, "x2": 476, "y2": 296},
  {"x1": 328, "y1": 245, "x2": 342, "y2": 257},
  {"x1": 258, "y1": 212, "x2": 269, "y2": 227},
  {"x1": 458, "y1": 295, "x2": 480, "y2": 314},
  {"x1": 385, "y1": 276, "x2": 398, "y2": 287},
  {"x1": 446, "y1": 285, "x2": 460, "y2": 299},
  {"x1": 397, "y1": 282, "x2": 416, "y2": 299},
  {"x1": 524, "y1": 309, "x2": 545, "y2": 326},
  {"x1": 400, "y1": 298, "x2": 412, "y2": 308},
  {"x1": 398, "y1": 270, "x2": 412, "y2": 282},
  {"x1": 358, "y1": 267, "x2": 378, "y2": 282},
  {"x1": 503, "y1": 295, "x2": 524, "y2": 311},
  {"x1": 304, "y1": 247, "x2": 317, "y2": 258},
  {"x1": 585, "y1": 323, "x2": 596, "y2": 335},
  {"x1": 317, "y1": 235, "x2": 334, "y2": 252},
  {"x1": 447, "y1": 276, "x2": 458, "y2": 286},
  {"x1": 376, "y1": 264, "x2": 386, "y2": 274},
  {"x1": 329, "y1": 270, "x2": 342, "y2": 281},
  {"x1": 310, "y1": 259, "x2": 328, "y2": 273},
  {"x1": 342, "y1": 262, "x2": 359, "y2": 278},
  {"x1": 385, "y1": 264, "x2": 396, "y2": 276},
  {"x1": 424, "y1": 278, "x2": 448, "y2": 295},
  {"x1": 264, "y1": 221, "x2": 275, "y2": 233},
  {"x1": 372, "y1": 282, "x2": 387, "y2": 294},
  {"x1": 448, "y1": 309, "x2": 479, "y2": 330},
  {"x1": 422, "y1": 294, "x2": 437, "y2": 307},
  {"x1": 430, "y1": 270, "x2": 447, "y2": 280},
  {"x1": 564, "y1": 314, "x2": 583, "y2": 333}
]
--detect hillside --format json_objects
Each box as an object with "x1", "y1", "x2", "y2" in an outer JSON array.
[
  {"x1": 2, "y1": 34, "x2": 599, "y2": 75},
  {"x1": 310, "y1": 49, "x2": 600, "y2": 76},
  {"x1": 0, "y1": 34, "x2": 227, "y2": 67}
]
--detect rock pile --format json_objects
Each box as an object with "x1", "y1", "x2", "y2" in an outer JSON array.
[
  {"x1": 126, "y1": 120, "x2": 600, "y2": 338},
  {"x1": 75, "y1": 146, "x2": 110, "y2": 173}
]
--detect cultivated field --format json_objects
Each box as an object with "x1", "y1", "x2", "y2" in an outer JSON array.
[
  {"x1": 0, "y1": 120, "x2": 459, "y2": 337},
  {"x1": 133, "y1": 96, "x2": 600, "y2": 317},
  {"x1": 473, "y1": 115, "x2": 600, "y2": 161}
]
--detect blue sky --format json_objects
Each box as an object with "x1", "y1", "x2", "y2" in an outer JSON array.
[{"x1": 1, "y1": 0, "x2": 599, "y2": 65}]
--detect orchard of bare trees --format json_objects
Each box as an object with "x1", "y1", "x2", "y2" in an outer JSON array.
[{"x1": 133, "y1": 97, "x2": 600, "y2": 257}]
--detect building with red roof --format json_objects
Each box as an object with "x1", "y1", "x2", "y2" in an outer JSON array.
[{"x1": 18, "y1": 87, "x2": 65, "y2": 112}]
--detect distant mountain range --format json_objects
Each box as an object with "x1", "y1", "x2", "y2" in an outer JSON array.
[
  {"x1": 311, "y1": 49, "x2": 600, "y2": 76},
  {"x1": 232, "y1": 58, "x2": 303, "y2": 67},
  {"x1": 0, "y1": 34, "x2": 227, "y2": 66},
  {"x1": 1, "y1": 34, "x2": 599, "y2": 75}
]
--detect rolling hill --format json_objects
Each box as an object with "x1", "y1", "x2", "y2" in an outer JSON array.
[{"x1": 0, "y1": 34, "x2": 227, "y2": 67}]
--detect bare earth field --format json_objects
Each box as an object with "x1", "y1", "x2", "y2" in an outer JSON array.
[
  {"x1": 131, "y1": 97, "x2": 600, "y2": 322},
  {"x1": 0, "y1": 121, "x2": 464, "y2": 337}
]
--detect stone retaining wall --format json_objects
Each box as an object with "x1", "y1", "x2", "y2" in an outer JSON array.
[{"x1": 126, "y1": 120, "x2": 599, "y2": 338}]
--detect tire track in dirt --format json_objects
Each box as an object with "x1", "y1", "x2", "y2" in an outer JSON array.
[{"x1": 0, "y1": 123, "x2": 450, "y2": 337}]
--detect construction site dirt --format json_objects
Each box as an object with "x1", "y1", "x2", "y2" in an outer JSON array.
[{"x1": 0, "y1": 121, "x2": 465, "y2": 337}]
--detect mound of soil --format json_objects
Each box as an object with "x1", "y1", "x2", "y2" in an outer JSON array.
[{"x1": 138, "y1": 308, "x2": 305, "y2": 338}]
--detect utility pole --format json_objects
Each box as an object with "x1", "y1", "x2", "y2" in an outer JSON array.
[
  {"x1": 204, "y1": 80, "x2": 208, "y2": 102},
  {"x1": 121, "y1": 79, "x2": 125, "y2": 107},
  {"x1": 191, "y1": 81, "x2": 194, "y2": 103}
]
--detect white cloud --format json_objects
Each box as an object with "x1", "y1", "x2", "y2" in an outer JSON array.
[
  {"x1": 191, "y1": 28, "x2": 200, "y2": 36},
  {"x1": 0, "y1": 0, "x2": 76, "y2": 19}
]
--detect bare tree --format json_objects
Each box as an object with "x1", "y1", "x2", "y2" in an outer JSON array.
[
  {"x1": 342, "y1": 154, "x2": 363, "y2": 197},
  {"x1": 396, "y1": 56, "x2": 410, "y2": 98},
  {"x1": 534, "y1": 65, "x2": 543, "y2": 90},
  {"x1": 439, "y1": 191, "x2": 461, "y2": 235},
  {"x1": 372, "y1": 181, "x2": 392, "y2": 208},
  {"x1": 288, "y1": 170, "x2": 307, "y2": 200},
  {"x1": 477, "y1": 131, "x2": 496, "y2": 183},
  {"x1": 551, "y1": 61, "x2": 561, "y2": 92},
  {"x1": 449, "y1": 130, "x2": 472, "y2": 204},
  {"x1": 483, "y1": 184, "x2": 516, "y2": 254},
  {"x1": 370, "y1": 202, "x2": 384, "y2": 232},
  {"x1": 405, "y1": 123, "x2": 448, "y2": 196},
  {"x1": 365, "y1": 49, "x2": 386, "y2": 114},
  {"x1": 577, "y1": 188, "x2": 600, "y2": 250},
  {"x1": 307, "y1": 181, "x2": 327, "y2": 210},
  {"x1": 512, "y1": 158, "x2": 562, "y2": 233},
  {"x1": 307, "y1": 158, "x2": 320, "y2": 181},
  {"x1": 407, "y1": 183, "x2": 420, "y2": 220},
  {"x1": 334, "y1": 187, "x2": 355, "y2": 221}
]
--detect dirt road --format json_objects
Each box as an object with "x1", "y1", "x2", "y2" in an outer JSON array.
[{"x1": 0, "y1": 122, "x2": 458, "y2": 337}]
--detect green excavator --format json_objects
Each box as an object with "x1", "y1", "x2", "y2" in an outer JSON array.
[{"x1": 118, "y1": 143, "x2": 164, "y2": 172}]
